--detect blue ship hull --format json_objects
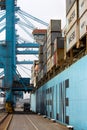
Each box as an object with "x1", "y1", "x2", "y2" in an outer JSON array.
[{"x1": 31, "y1": 55, "x2": 87, "y2": 130}]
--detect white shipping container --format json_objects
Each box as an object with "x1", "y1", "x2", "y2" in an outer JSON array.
[
  {"x1": 66, "y1": 1, "x2": 77, "y2": 32},
  {"x1": 66, "y1": 23, "x2": 77, "y2": 52},
  {"x1": 47, "y1": 46, "x2": 51, "y2": 60},
  {"x1": 51, "y1": 55, "x2": 54, "y2": 68},
  {"x1": 79, "y1": 0, "x2": 87, "y2": 18},
  {"x1": 66, "y1": 0, "x2": 76, "y2": 15},
  {"x1": 47, "y1": 59, "x2": 51, "y2": 72},
  {"x1": 47, "y1": 44, "x2": 54, "y2": 60},
  {"x1": 79, "y1": 11, "x2": 87, "y2": 38}
]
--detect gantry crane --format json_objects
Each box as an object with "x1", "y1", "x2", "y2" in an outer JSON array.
[{"x1": 0, "y1": 0, "x2": 48, "y2": 112}]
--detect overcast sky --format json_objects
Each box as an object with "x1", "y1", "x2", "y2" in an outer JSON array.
[{"x1": 17, "y1": 0, "x2": 66, "y2": 28}]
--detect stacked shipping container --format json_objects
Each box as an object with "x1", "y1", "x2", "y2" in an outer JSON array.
[
  {"x1": 79, "y1": 0, "x2": 87, "y2": 39},
  {"x1": 31, "y1": 20, "x2": 65, "y2": 83},
  {"x1": 47, "y1": 20, "x2": 62, "y2": 72},
  {"x1": 66, "y1": 1, "x2": 78, "y2": 52},
  {"x1": 65, "y1": 0, "x2": 87, "y2": 53},
  {"x1": 32, "y1": 0, "x2": 87, "y2": 85}
]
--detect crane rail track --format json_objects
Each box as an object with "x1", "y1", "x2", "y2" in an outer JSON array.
[{"x1": 0, "y1": 113, "x2": 13, "y2": 130}]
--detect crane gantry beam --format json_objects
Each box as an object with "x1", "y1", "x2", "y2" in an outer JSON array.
[{"x1": 16, "y1": 42, "x2": 39, "y2": 48}]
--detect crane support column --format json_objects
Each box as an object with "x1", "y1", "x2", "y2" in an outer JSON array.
[{"x1": 4, "y1": 0, "x2": 15, "y2": 112}]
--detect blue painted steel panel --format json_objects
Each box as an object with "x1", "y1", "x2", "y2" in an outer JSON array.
[
  {"x1": 31, "y1": 55, "x2": 87, "y2": 130},
  {"x1": 19, "y1": 78, "x2": 30, "y2": 86}
]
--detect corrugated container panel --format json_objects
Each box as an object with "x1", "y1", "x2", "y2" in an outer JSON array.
[
  {"x1": 47, "y1": 58, "x2": 51, "y2": 72},
  {"x1": 66, "y1": 22, "x2": 77, "y2": 52},
  {"x1": 54, "y1": 52, "x2": 57, "y2": 65},
  {"x1": 39, "y1": 54, "x2": 43, "y2": 63},
  {"x1": 47, "y1": 32, "x2": 62, "y2": 48},
  {"x1": 39, "y1": 45, "x2": 43, "y2": 54},
  {"x1": 47, "y1": 19, "x2": 61, "y2": 33},
  {"x1": 43, "y1": 53, "x2": 47, "y2": 64},
  {"x1": 47, "y1": 44, "x2": 54, "y2": 61},
  {"x1": 43, "y1": 64, "x2": 47, "y2": 76},
  {"x1": 54, "y1": 37, "x2": 64, "y2": 52},
  {"x1": 79, "y1": 0, "x2": 87, "y2": 18},
  {"x1": 66, "y1": 0, "x2": 76, "y2": 15},
  {"x1": 66, "y1": 1, "x2": 77, "y2": 32},
  {"x1": 38, "y1": 70, "x2": 43, "y2": 81},
  {"x1": 41, "y1": 69, "x2": 43, "y2": 79},
  {"x1": 38, "y1": 72, "x2": 40, "y2": 81},
  {"x1": 79, "y1": 11, "x2": 87, "y2": 38},
  {"x1": 39, "y1": 63, "x2": 43, "y2": 71},
  {"x1": 43, "y1": 42, "x2": 47, "y2": 54},
  {"x1": 55, "y1": 48, "x2": 64, "y2": 66},
  {"x1": 51, "y1": 55, "x2": 54, "y2": 68}
]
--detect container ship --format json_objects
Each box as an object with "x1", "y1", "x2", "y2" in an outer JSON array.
[{"x1": 30, "y1": 0, "x2": 87, "y2": 130}]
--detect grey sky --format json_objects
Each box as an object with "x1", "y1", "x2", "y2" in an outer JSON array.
[{"x1": 17, "y1": 0, "x2": 66, "y2": 28}]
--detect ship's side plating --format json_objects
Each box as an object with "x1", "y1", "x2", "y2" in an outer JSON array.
[{"x1": 31, "y1": 55, "x2": 87, "y2": 130}]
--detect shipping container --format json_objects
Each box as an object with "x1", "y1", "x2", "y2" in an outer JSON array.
[
  {"x1": 47, "y1": 32, "x2": 62, "y2": 48},
  {"x1": 66, "y1": 0, "x2": 76, "y2": 15},
  {"x1": 39, "y1": 53, "x2": 43, "y2": 63},
  {"x1": 79, "y1": 11, "x2": 87, "y2": 38},
  {"x1": 54, "y1": 49, "x2": 64, "y2": 66},
  {"x1": 43, "y1": 52, "x2": 47, "y2": 65},
  {"x1": 47, "y1": 19, "x2": 61, "y2": 33},
  {"x1": 47, "y1": 58, "x2": 51, "y2": 72},
  {"x1": 66, "y1": 1, "x2": 77, "y2": 32},
  {"x1": 41, "y1": 69, "x2": 43, "y2": 79},
  {"x1": 38, "y1": 71, "x2": 41, "y2": 81},
  {"x1": 39, "y1": 45, "x2": 43, "y2": 54},
  {"x1": 47, "y1": 44, "x2": 54, "y2": 61},
  {"x1": 39, "y1": 63, "x2": 43, "y2": 72},
  {"x1": 54, "y1": 52, "x2": 57, "y2": 65},
  {"x1": 51, "y1": 55, "x2": 54, "y2": 68},
  {"x1": 79, "y1": 0, "x2": 87, "y2": 18},
  {"x1": 43, "y1": 42, "x2": 47, "y2": 54},
  {"x1": 66, "y1": 22, "x2": 78, "y2": 52},
  {"x1": 43, "y1": 64, "x2": 47, "y2": 76},
  {"x1": 54, "y1": 37, "x2": 64, "y2": 52}
]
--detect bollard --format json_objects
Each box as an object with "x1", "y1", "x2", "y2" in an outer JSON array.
[{"x1": 67, "y1": 125, "x2": 74, "y2": 130}]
